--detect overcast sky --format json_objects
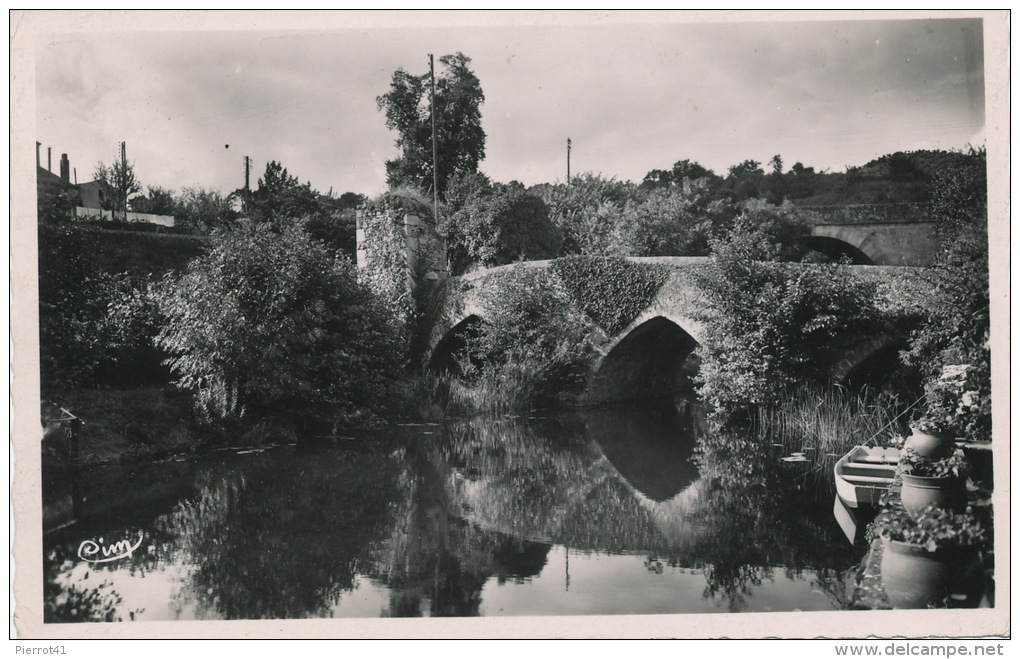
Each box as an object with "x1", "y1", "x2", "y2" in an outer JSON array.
[{"x1": 32, "y1": 12, "x2": 986, "y2": 199}]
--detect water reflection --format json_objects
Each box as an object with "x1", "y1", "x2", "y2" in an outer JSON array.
[{"x1": 43, "y1": 404, "x2": 858, "y2": 621}]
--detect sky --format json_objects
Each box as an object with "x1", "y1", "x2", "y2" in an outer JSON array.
[{"x1": 31, "y1": 11, "x2": 987, "y2": 199}]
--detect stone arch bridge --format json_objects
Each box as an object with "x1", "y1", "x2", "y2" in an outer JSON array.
[
  {"x1": 425, "y1": 257, "x2": 928, "y2": 406},
  {"x1": 800, "y1": 203, "x2": 937, "y2": 266}
]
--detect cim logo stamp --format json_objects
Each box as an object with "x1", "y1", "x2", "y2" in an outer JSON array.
[{"x1": 77, "y1": 533, "x2": 144, "y2": 563}]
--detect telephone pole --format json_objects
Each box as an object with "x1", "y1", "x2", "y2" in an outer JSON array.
[
  {"x1": 120, "y1": 141, "x2": 128, "y2": 218},
  {"x1": 566, "y1": 138, "x2": 572, "y2": 184},
  {"x1": 244, "y1": 155, "x2": 251, "y2": 214},
  {"x1": 429, "y1": 53, "x2": 439, "y2": 223}
]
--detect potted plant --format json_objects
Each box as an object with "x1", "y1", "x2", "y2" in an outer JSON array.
[
  {"x1": 905, "y1": 364, "x2": 975, "y2": 458},
  {"x1": 878, "y1": 505, "x2": 988, "y2": 609},
  {"x1": 905, "y1": 415, "x2": 956, "y2": 459},
  {"x1": 898, "y1": 448, "x2": 968, "y2": 517}
]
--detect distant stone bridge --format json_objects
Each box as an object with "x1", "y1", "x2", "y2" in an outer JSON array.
[
  {"x1": 800, "y1": 203, "x2": 937, "y2": 266},
  {"x1": 426, "y1": 257, "x2": 929, "y2": 405}
]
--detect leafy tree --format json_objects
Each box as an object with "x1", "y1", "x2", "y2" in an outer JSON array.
[
  {"x1": 721, "y1": 159, "x2": 766, "y2": 202},
  {"x1": 377, "y1": 52, "x2": 486, "y2": 196},
  {"x1": 155, "y1": 220, "x2": 403, "y2": 431},
  {"x1": 640, "y1": 159, "x2": 720, "y2": 191},
  {"x1": 531, "y1": 173, "x2": 635, "y2": 255},
  {"x1": 93, "y1": 158, "x2": 142, "y2": 213},
  {"x1": 693, "y1": 200, "x2": 880, "y2": 418},
  {"x1": 464, "y1": 268, "x2": 596, "y2": 404},
  {"x1": 302, "y1": 192, "x2": 367, "y2": 259},
  {"x1": 716, "y1": 199, "x2": 810, "y2": 262},
  {"x1": 444, "y1": 181, "x2": 561, "y2": 272},
  {"x1": 130, "y1": 185, "x2": 177, "y2": 216},
  {"x1": 768, "y1": 154, "x2": 784, "y2": 176},
  {"x1": 612, "y1": 179, "x2": 733, "y2": 256},
  {"x1": 37, "y1": 224, "x2": 168, "y2": 392},
  {"x1": 174, "y1": 187, "x2": 239, "y2": 233},
  {"x1": 781, "y1": 162, "x2": 820, "y2": 200},
  {"x1": 302, "y1": 210, "x2": 357, "y2": 258},
  {"x1": 337, "y1": 191, "x2": 367, "y2": 209},
  {"x1": 247, "y1": 160, "x2": 320, "y2": 223},
  {"x1": 38, "y1": 225, "x2": 121, "y2": 392}
]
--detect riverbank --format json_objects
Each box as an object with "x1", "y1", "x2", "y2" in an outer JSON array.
[
  {"x1": 42, "y1": 385, "x2": 208, "y2": 466},
  {"x1": 41, "y1": 377, "x2": 457, "y2": 467}
]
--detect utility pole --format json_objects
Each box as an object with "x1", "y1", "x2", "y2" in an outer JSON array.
[
  {"x1": 120, "y1": 141, "x2": 128, "y2": 219},
  {"x1": 566, "y1": 138, "x2": 572, "y2": 184},
  {"x1": 429, "y1": 53, "x2": 439, "y2": 223},
  {"x1": 244, "y1": 155, "x2": 251, "y2": 214}
]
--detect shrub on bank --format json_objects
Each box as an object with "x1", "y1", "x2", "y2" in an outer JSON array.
[
  {"x1": 694, "y1": 201, "x2": 884, "y2": 419},
  {"x1": 901, "y1": 149, "x2": 990, "y2": 443},
  {"x1": 155, "y1": 220, "x2": 403, "y2": 433},
  {"x1": 455, "y1": 267, "x2": 596, "y2": 410},
  {"x1": 38, "y1": 224, "x2": 176, "y2": 393}
]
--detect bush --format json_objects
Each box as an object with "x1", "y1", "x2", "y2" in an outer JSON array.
[
  {"x1": 38, "y1": 223, "x2": 208, "y2": 394},
  {"x1": 694, "y1": 205, "x2": 883, "y2": 418},
  {"x1": 445, "y1": 182, "x2": 562, "y2": 272},
  {"x1": 302, "y1": 210, "x2": 357, "y2": 258},
  {"x1": 460, "y1": 268, "x2": 595, "y2": 407},
  {"x1": 902, "y1": 149, "x2": 990, "y2": 443},
  {"x1": 612, "y1": 180, "x2": 733, "y2": 257},
  {"x1": 716, "y1": 199, "x2": 811, "y2": 262},
  {"x1": 551, "y1": 255, "x2": 668, "y2": 335},
  {"x1": 531, "y1": 173, "x2": 635, "y2": 255},
  {"x1": 155, "y1": 220, "x2": 403, "y2": 431}
]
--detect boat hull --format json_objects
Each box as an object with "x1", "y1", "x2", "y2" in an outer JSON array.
[{"x1": 834, "y1": 446, "x2": 899, "y2": 509}]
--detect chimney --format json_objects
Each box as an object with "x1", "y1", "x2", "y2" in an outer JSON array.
[
  {"x1": 60, "y1": 154, "x2": 70, "y2": 183},
  {"x1": 47, "y1": 147, "x2": 52, "y2": 172},
  {"x1": 36, "y1": 142, "x2": 40, "y2": 169}
]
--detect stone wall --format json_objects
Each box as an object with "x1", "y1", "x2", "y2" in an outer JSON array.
[{"x1": 74, "y1": 207, "x2": 175, "y2": 227}]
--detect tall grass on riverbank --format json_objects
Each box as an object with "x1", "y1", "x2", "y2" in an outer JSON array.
[
  {"x1": 754, "y1": 384, "x2": 915, "y2": 478},
  {"x1": 402, "y1": 364, "x2": 544, "y2": 421}
]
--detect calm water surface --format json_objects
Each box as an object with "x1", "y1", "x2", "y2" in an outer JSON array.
[{"x1": 42, "y1": 404, "x2": 859, "y2": 621}]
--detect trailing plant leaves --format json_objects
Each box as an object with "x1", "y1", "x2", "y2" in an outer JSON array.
[{"x1": 551, "y1": 255, "x2": 668, "y2": 335}]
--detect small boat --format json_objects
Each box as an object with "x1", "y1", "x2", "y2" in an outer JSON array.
[
  {"x1": 833, "y1": 445, "x2": 900, "y2": 509},
  {"x1": 833, "y1": 494, "x2": 866, "y2": 546}
]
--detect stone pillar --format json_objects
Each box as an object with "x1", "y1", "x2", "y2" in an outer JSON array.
[
  {"x1": 403, "y1": 214, "x2": 420, "y2": 275},
  {"x1": 355, "y1": 207, "x2": 368, "y2": 269}
]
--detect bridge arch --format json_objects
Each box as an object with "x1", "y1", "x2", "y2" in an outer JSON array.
[
  {"x1": 805, "y1": 235, "x2": 875, "y2": 265},
  {"x1": 833, "y1": 334, "x2": 921, "y2": 393},
  {"x1": 429, "y1": 314, "x2": 484, "y2": 374},
  {"x1": 809, "y1": 223, "x2": 937, "y2": 266},
  {"x1": 809, "y1": 226, "x2": 884, "y2": 265},
  {"x1": 585, "y1": 315, "x2": 701, "y2": 405}
]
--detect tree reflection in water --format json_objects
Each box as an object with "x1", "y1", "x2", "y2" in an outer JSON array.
[
  {"x1": 161, "y1": 444, "x2": 404, "y2": 619},
  {"x1": 682, "y1": 430, "x2": 858, "y2": 611},
  {"x1": 42, "y1": 403, "x2": 859, "y2": 620}
]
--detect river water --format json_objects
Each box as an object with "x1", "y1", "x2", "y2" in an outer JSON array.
[{"x1": 41, "y1": 403, "x2": 860, "y2": 621}]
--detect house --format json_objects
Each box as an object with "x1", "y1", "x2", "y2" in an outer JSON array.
[
  {"x1": 35, "y1": 141, "x2": 175, "y2": 227},
  {"x1": 77, "y1": 179, "x2": 116, "y2": 212}
]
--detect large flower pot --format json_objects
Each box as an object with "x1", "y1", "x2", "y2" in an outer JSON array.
[
  {"x1": 905, "y1": 427, "x2": 956, "y2": 459},
  {"x1": 900, "y1": 473, "x2": 967, "y2": 518},
  {"x1": 881, "y1": 539, "x2": 953, "y2": 609}
]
